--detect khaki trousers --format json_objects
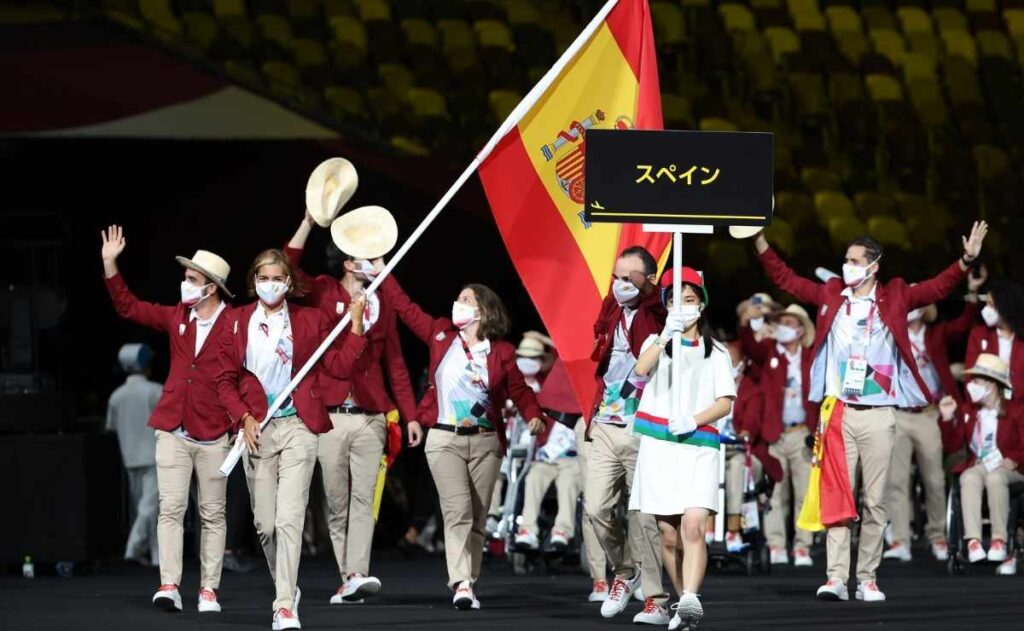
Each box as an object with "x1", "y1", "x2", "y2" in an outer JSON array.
[
  {"x1": 766, "y1": 426, "x2": 814, "y2": 551},
  {"x1": 886, "y1": 407, "x2": 947, "y2": 544},
  {"x1": 125, "y1": 465, "x2": 159, "y2": 565},
  {"x1": 726, "y1": 453, "x2": 762, "y2": 515},
  {"x1": 244, "y1": 417, "x2": 318, "y2": 611},
  {"x1": 576, "y1": 419, "x2": 609, "y2": 581},
  {"x1": 317, "y1": 412, "x2": 386, "y2": 579},
  {"x1": 154, "y1": 430, "x2": 229, "y2": 588},
  {"x1": 583, "y1": 422, "x2": 666, "y2": 602},
  {"x1": 826, "y1": 406, "x2": 896, "y2": 583},
  {"x1": 521, "y1": 458, "x2": 581, "y2": 537},
  {"x1": 425, "y1": 428, "x2": 502, "y2": 589},
  {"x1": 960, "y1": 463, "x2": 1024, "y2": 542}
]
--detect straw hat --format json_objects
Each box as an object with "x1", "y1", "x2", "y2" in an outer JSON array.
[
  {"x1": 772, "y1": 304, "x2": 816, "y2": 347},
  {"x1": 516, "y1": 337, "x2": 546, "y2": 358},
  {"x1": 175, "y1": 250, "x2": 234, "y2": 298},
  {"x1": 965, "y1": 353, "x2": 1013, "y2": 390},
  {"x1": 306, "y1": 158, "x2": 358, "y2": 227},
  {"x1": 330, "y1": 205, "x2": 398, "y2": 260}
]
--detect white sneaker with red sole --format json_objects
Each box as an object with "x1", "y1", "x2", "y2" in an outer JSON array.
[
  {"x1": 632, "y1": 598, "x2": 670, "y2": 625},
  {"x1": 668, "y1": 593, "x2": 703, "y2": 631},
  {"x1": 197, "y1": 587, "x2": 221, "y2": 613},
  {"x1": 931, "y1": 540, "x2": 949, "y2": 562},
  {"x1": 588, "y1": 580, "x2": 609, "y2": 602},
  {"x1": 816, "y1": 578, "x2": 849, "y2": 601},
  {"x1": 452, "y1": 582, "x2": 481, "y2": 610},
  {"x1": 988, "y1": 540, "x2": 1008, "y2": 562},
  {"x1": 967, "y1": 539, "x2": 988, "y2": 563},
  {"x1": 340, "y1": 574, "x2": 380, "y2": 602},
  {"x1": 549, "y1": 529, "x2": 571, "y2": 548},
  {"x1": 769, "y1": 547, "x2": 789, "y2": 565},
  {"x1": 600, "y1": 571, "x2": 641, "y2": 618},
  {"x1": 856, "y1": 581, "x2": 886, "y2": 602},
  {"x1": 793, "y1": 548, "x2": 813, "y2": 567},
  {"x1": 883, "y1": 542, "x2": 912, "y2": 562},
  {"x1": 152, "y1": 585, "x2": 182, "y2": 612},
  {"x1": 272, "y1": 608, "x2": 300, "y2": 630},
  {"x1": 725, "y1": 531, "x2": 748, "y2": 553},
  {"x1": 997, "y1": 557, "x2": 1017, "y2": 575},
  {"x1": 514, "y1": 528, "x2": 540, "y2": 550}
]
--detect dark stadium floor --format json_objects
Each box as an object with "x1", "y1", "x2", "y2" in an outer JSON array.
[{"x1": 5, "y1": 547, "x2": 1023, "y2": 630}]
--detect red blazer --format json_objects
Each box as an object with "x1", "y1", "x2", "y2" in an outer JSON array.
[
  {"x1": 589, "y1": 289, "x2": 668, "y2": 422},
  {"x1": 377, "y1": 275, "x2": 544, "y2": 447},
  {"x1": 917, "y1": 302, "x2": 978, "y2": 404},
  {"x1": 104, "y1": 273, "x2": 235, "y2": 441},
  {"x1": 731, "y1": 371, "x2": 784, "y2": 483},
  {"x1": 758, "y1": 246, "x2": 966, "y2": 404},
  {"x1": 940, "y1": 402, "x2": 1024, "y2": 473},
  {"x1": 738, "y1": 324, "x2": 819, "y2": 442},
  {"x1": 215, "y1": 302, "x2": 367, "y2": 435},
  {"x1": 283, "y1": 246, "x2": 417, "y2": 422},
  {"x1": 966, "y1": 324, "x2": 1024, "y2": 404}
]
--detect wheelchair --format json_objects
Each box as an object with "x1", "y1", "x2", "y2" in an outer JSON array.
[
  {"x1": 945, "y1": 476, "x2": 1024, "y2": 576},
  {"x1": 708, "y1": 437, "x2": 775, "y2": 576}
]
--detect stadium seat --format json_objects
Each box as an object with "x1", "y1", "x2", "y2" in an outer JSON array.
[
  {"x1": 324, "y1": 85, "x2": 368, "y2": 120},
  {"x1": 138, "y1": 0, "x2": 181, "y2": 34},
  {"x1": 775, "y1": 191, "x2": 816, "y2": 229},
  {"x1": 977, "y1": 30, "x2": 1014, "y2": 58},
  {"x1": 257, "y1": 14, "x2": 294, "y2": 50},
  {"x1": 377, "y1": 62, "x2": 415, "y2": 96},
  {"x1": 934, "y1": 8, "x2": 969, "y2": 32},
  {"x1": 826, "y1": 6, "x2": 862, "y2": 33},
  {"x1": 699, "y1": 117, "x2": 740, "y2": 131},
  {"x1": 765, "y1": 26, "x2": 801, "y2": 62},
  {"x1": 854, "y1": 191, "x2": 898, "y2": 219},
  {"x1": 663, "y1": 93, "x2": 696, "y2": 129},
  {"x1": 506, "y1": 1, "x2": 541, "y2": 25},
  {"x1": 862, "y1": 7, "x2": 897, "y2": 31},
  {"x1": 868, "y1": 216, "x2": 911, "y2": 250},
  {"x1": 651, "y1": 2, "x2": 687, "y2": 48},
  {"x1": 804, "y1": 168, "x2": 844, "y2": 192},
  {"x1": 897, "y1": 7, "x2": 934, "y2": 35},
  {"x1": 965, "y1": 0, "x2": 997, "y2": 12},
  {"x1": 827, "y1": 214, "x2": 868, "y2": 247},
  {"x1": 475, "y1": 19, "x2": 516, "y2": 51},
  {"x1": 942, "y1": 30, "x2": 978, "y2": 65},
  {"x1": 488, "y1": 89, "x2": 521, "y2": 122},
  {"x1": 355, "y1": 0, "x2": 390, "y2": 22},
  {"x1": 720, "y1": 4, "x2": 757, "y2": 33},
  {"x1": 870, "y1": 28, "x2": 907, "y2": 66},
  {"x1": 866, "y1": 73, "x2": 904, "y2": 101},
  {"x1": 213, "y1": 0, "x2": 246, "y2": 18}
]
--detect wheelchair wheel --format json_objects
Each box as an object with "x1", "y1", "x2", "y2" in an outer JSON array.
[
  {"x1": 744, "y1": 549, "x2": 757, "y2": 576},
  {"x1": 758, "y1": 539, "x2": 772, "y2": 575},
  {"x1": 946, "y1": 554, "x2": 968, "y2": 576}
]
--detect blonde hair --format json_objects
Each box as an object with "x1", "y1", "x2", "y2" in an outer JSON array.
[{"x1": 246, "y1": 249, "x2": 308, "y2": 299}]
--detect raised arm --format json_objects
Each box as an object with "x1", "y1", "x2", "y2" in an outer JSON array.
[
  {"x1": 375, "y1": 269, "x2": 438, "y2": 344},
  {"x1": 754, "y1": 233, "x2": 826, "y2": 306},
  {"x1": 101, "y1": 225, "x2": 176, "y2": 333},
  {"x1": 908, "y1": 221, "x2": 987, "y2": 309}
]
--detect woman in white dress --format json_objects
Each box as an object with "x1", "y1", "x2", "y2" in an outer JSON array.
[{"x1": 630, "y1": 267, "x2": 736, "y2": 631}]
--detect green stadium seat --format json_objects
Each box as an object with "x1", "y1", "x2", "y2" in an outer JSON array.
[
  {"x1": 213, "y1": 0, "x2": 246, "y2": 19},
  {"x1": 867, "y1": 216, "x2": 911, "y2": 250}
]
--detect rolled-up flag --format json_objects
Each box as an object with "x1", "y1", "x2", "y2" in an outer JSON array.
[{"x1": 798, "y1": 397, "x2": 858, "y2": 531}]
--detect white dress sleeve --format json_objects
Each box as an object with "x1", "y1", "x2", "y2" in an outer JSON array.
[{"x1": 710, "y1": 344, "x2": 738, "y2": 401}]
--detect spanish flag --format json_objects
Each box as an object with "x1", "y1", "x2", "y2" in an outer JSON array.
[
  {"x1": 797, "y1": 397, "x2": 859, "y2": 531},
  {"x1": 478, "y1": 0, "x2": 669, "y2": 414}
]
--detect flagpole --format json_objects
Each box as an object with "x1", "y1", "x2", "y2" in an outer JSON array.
[{"x1": 218, "y1": 0, "x2": 624, "y2": 476}]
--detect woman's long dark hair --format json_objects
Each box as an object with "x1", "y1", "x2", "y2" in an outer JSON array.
[{"x1": 990, "y1": 280, "x2": 1024, "y2": 337}]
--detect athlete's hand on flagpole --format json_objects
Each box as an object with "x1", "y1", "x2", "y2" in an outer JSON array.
[{"x1": 242, "y1": 413, "x2": 261, "y2": 453}]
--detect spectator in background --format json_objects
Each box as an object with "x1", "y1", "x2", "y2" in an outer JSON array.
[
  {"x1": 108, "y1": 343, "x2": 161, "y2": 568},
  {"x1": 739, "y1": 303, "x2": 819, "y2": 568},
  {"x1": 883, "y1": 268, "x2": 986, "y2": 563}
]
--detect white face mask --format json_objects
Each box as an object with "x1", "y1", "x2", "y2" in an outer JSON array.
[
  {"x1": 516, "y1": 357, "x2": 542, "y2": 377},
  {"x1": 967, "y1": 381, "x2": 992, "y2": 404},
  {"x1": 452, "y1": 301, "x2": 478, "y2": 329},
  {"x1": 774, "y1": 324, "x2": 799, "y2": 344},
  {"x1": 842, "y1": 257, "x2": 880, "y2": 289},
  {"x1": 353, "y1": 259, "x2": 378, "y2": 281},
  {"x1": 255, "y1": 278, "x2": 289, "y2": 307},
  {"x1": 907, "y1": 308, "x2": 923, "y2": 322},
  {"x1": 982, "y1": 305, "x2": 1000, "y2": 328},
  {"x1": 679, "y1": 304, "x2": 702, "y2": 328},
  {"x1": 181, "y1": 281, "x2": 212, "y2": 307},
  {"x1": 612, "y1": 279, "x2": 641, "y2": 306}
]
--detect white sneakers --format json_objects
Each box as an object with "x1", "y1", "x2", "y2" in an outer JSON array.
[
  {"x1": 769, "y1": 547, "x2": 790, "y2": 565},
  {"x1": 815, "y1": 578, "x2": 849, "y2": 601},
  {"x1": 931, "y1": 540, "x2": 949, "y2": 562},
  {"x1": 453, "y1": 582, "x2": 481, "y2": 610},
  {"x1": 197, "y1": 587, "x2": 221, "y2": 613},
  {"x1": 152, "y1": 585, "x2": 182, "y2": 612},
  {"x1": 725, "y1": 532, "x2": 748, "y2": 553},
  {"x1": 272, "y1": 608, "x2": 300, "y2": 630},
  {"x1": 988, "y1": 540, "x2": 1008, "y2": 562},
  {"x1": 883, "y1": 542, "x2": 912, "y2": 562},
  {"x1": 997, "y1": 557, "x2": 1017, "y2": 575},
  {"x1": 550, "y1": 529, "x2": 571, "y2": 548},
  {"x1": 600, "y1": 571, "x2": 641, "y2": 618},
  {"x1": 632, "y1": 598, "x2": 670, "y2": 625},
  {"x1": 856, "y1": 581, "x2": 886, "y2": 602},
  {"x1": 588, "y1": 580, "x2": 609, "y2": 602},
  {"x1": 335, "y1": 574, "x2": 380, "y2": 603},
  {"x1": 967, "y1": 539, "x2": 988, "y2": 563},
  {"x1": 514, "y1": 528, "x2": 540, "y2": 550},
  {"x1": 668, "y1": 593, "x2": 703, "y2": 631},
  {"x1": 793, "y1": 548, "x2": 813, "y2": 567}
]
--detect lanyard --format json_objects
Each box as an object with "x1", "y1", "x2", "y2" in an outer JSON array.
[
  {"x1": 618, "y1": 310, "x2": 629, "y2": 339},
  {"x1": 459, "y1": 334, "x2": 487, "y2": 390},
  {"x1": 845, "y1": 300, "x2": 877, "y2": 353}
]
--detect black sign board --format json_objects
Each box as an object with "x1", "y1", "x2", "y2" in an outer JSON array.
[{"x1": 583, "y1": 129, "x2": 774, "y2": 227}]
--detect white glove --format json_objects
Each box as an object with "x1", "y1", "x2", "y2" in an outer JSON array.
[
  {"x1": 668, "y1": 414, "x2": 697, "y2": 436},
  {"x1": 661, "y1": 311, "x2": 687, "y2": 341}
]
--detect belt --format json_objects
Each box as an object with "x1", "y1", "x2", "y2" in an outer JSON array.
[
  {"x1": 846, "y1": 404, "x2": 894, "y2": 411},
  {"x1": 899, "y1": 405, "x2": 936, "y2": 414},
  {"x1": 328, "y1": 405, "x2": 368, "y2": 415},
  {"x1": 784, "y1": 423, "x2": 808, "y2": 432},
  {"x1": 543, "y1": 409, "x2": 581, "y2": 428},
  {"x1": 431, "y1": 424, "x2": 495, "y2": 436}
]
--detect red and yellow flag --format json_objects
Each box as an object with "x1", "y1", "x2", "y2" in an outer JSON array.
[
  {"x1": 478, "y1": 0, "x2": 669, "y2": 414},
  {"x1": 798, "y1": 397, "x2": 859, "y2": 531}
]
